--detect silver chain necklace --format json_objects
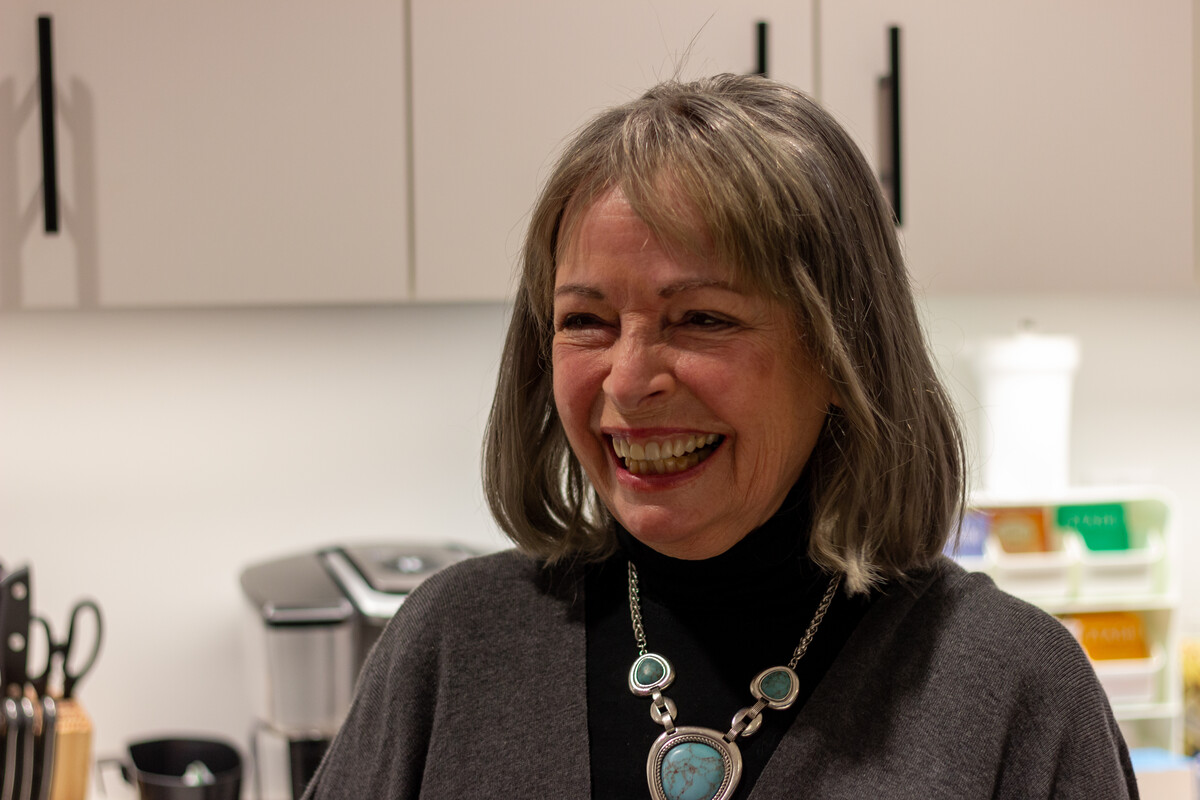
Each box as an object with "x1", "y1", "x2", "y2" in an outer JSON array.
[{"x1": 627, "y1": 560, "x2": 840, "y2": 800}]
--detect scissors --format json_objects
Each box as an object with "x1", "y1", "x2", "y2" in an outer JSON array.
[{"x1": 29, "y1": 599, "x2": 102, "y2": 701}]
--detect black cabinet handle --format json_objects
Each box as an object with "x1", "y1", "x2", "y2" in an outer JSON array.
[
  {"x1": 755, "y1": 21, "x2": 768, "y2": 76},
  {"x1": 879, "y1": 25, "x2": 902, "y2": 225},
  {"x1": 38, "y1": 16, "x2": 59, "y2": 234}
]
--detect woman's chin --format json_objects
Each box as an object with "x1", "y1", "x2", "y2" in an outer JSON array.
[{"x1": 617, "y1": 515, "x2": 742, "y2": 560}]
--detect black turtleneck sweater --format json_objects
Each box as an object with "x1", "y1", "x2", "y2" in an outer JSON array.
[{"x1": 585, "y1": 496, "x2": 874, "y2": 799}]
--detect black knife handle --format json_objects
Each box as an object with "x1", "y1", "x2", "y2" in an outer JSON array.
[
  {"x1": 2, "y1": 698, "x2": 22, "y2": 800},
  {"x1": 34, "y1": 696, "x2": 56, "y2": 800},
  {"x1": 38, "y1": 16, "x2": 60, "y2": 235},
  {"x1": 1, "y1": 567, "x2": 31, "y2": 691},
  {"x1": 17, "y1": 696, "x2": 35, "y2": 800}
]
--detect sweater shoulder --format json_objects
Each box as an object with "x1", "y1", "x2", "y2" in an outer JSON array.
[
  {"x1": 406, "y1": 548, "x2": 541, "y2": 602},
  {"x1": 909, "y1": 560, "x2": 1098, "y2": 691},
  {"x1": 928, "y1": 561, "x2": 1076, "y2": 642},
  {"x1": 384, "y1": 548, "x2": 584, "y2": 639}
]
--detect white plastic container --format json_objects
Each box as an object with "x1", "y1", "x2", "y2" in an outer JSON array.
[
  {"x1": 1077, "y1": 531, "x2": 1164, "y2": 598},
  {"x1": 972, "y1": 331, "x2": 1080, "y2": 497},
  {"x1": 1128, "y1": 748, "x2": 1199, "y2": 800},
  {"x1": 1093, "y1": 646, "x2": 1162, "y2": 705},
  {"x1": 987, "y1": 533, "x2": 1077, "y2": 600}
]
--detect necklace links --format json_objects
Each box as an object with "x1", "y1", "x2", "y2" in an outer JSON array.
[
  {"x1": 649, "y1": 692, "x2": 677, "y2": 732},
  {"x1": 627, "y1": 560, "x2": 841, "y2": 800},
  {"x1": 725, "y1": 699, "x2": 768, "y2": 741},
  {"x1": 787, "y1": 573, "x2": 841, "y2": 669},
  {"x1": 627, "y1": 561, "x2": 648, "y2": 656}
]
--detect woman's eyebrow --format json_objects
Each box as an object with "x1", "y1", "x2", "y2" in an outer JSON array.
[
  {"x1": 553, "y1": 283, "x2": 605, "y2": 300},
  {"x1": 658, "y1": 279, "x2": 737, "y2": 298},
  {"x1": 553, "y1": 280, "x2": 737, "y2": 299}
]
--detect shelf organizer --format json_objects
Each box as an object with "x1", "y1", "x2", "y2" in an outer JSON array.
[{"x1": 949, "y1": 489, "x2": 1181, "y2": 752}]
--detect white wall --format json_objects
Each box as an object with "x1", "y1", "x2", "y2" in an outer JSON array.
[
  {"x1": 0, "y1": 304, "x2": 512, "y2": 772},
  {"x1": 1, "y1": 291, "x2": 1198, "y2": 780}
]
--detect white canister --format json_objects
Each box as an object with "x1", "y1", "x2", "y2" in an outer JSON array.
[{"x1": 971, "y1": 330, "x2": 1081, "y2": 496}]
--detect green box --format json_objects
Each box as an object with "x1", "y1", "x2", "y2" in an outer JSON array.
[{"x1": 1056, "y1": 503, "x2": 1130, "y2": 551}]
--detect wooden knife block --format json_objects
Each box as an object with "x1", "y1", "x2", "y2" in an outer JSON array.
[{"x1": 49, "y1": 698, "x2": 92, "y2": 800}]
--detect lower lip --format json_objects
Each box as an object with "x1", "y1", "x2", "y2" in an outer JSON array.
[{"x1": 610, "y1": 442, "x2": 720, "y2": 489}]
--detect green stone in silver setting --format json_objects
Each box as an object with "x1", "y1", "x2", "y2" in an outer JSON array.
[
  {"x1": 638, "y1": 657, "x2": 665, "y2": 685},
  {"x1": 760, "y1": 670, "x2": 792, "y2": 700},
  {"x1": 749, "y1": 665, "x2": 800, "y2": 710},
  {"x1": 629, "y1": 653, "x2": 675, "y2": 696}
]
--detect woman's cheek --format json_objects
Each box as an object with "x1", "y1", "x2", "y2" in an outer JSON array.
[{"x1": 553, "y1": 351, "x2": 597, "y2": 434}]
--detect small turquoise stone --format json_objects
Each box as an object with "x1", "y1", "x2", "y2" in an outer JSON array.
[
  {"x1": 760, "y1": 669, "x2": 793, "y2": 701},
  {"x1": 636, "y1": 656, "x2": 665, "y2": 686},
  {"x1": 660, "y1": 741, "x2": 725, "y2": 800}
]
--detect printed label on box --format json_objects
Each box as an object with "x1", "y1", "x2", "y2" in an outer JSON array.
[{"x1": 1059, "y1": 612, "x2": 1149, "y2": 660}]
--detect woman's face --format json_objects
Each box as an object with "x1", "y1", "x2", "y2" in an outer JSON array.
[{"x1": 551, "y1": 189, "x2": 835, "y2": 559}]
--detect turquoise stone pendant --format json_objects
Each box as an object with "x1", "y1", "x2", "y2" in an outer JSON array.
[
  {"x1": 647, "y1": 727, "x2": 742, "y2": 800},
  {"x1": 749, "y1": 665, "x2": 800, "y2": 709},
  {"x1": 629, "y1": 652, "x2": 674, "y2": 696}
]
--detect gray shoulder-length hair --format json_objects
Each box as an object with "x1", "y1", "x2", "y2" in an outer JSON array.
[{"x1": 483, "y1": 74, "x2": 965, "y2": 594}]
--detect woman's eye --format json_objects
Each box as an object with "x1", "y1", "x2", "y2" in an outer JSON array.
[
  {"x1": 557, "y1": 312, "x2": 605, "y2": 330},
  {"x1": 681, "y1": 311, "x2": 732, "y2": 328}
]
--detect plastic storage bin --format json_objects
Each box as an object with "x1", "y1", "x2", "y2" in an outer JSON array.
[
  {"x1": 1093, "y1": 646, "x2": 1163, "y2": 705},
  {"x1": 1056, "y1": 500, "x2": 1166, "y2": 598},
  {"x1": 986, "y1": 533, "x2": 1077, "y2": 600},
  {"x1": 1077, "y1": 531, "x2": 1164, "y2": 597},
  {"x1": 1128, "y1": 749, "x2": 1198, "y2": 800}
]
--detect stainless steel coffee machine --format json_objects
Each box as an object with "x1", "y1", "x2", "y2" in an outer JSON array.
[{"x1": 240, "y1": 544, "x2": 473, "y2": 800}]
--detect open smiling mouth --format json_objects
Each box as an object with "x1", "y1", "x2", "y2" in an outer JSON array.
[{"x1": 609, "y1": 434, "x2": 724, "y2": 475}]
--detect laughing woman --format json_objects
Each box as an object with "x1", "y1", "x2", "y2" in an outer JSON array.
[{"x1": 303, "y1": 75, "x2": 1137, "y2": 799}]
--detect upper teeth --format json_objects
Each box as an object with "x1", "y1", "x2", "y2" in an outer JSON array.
[{"x1": 612, "y1": 434, "x2": 719, "y2": 461}]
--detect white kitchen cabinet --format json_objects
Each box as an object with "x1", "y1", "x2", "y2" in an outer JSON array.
[
  {"x1": 7, "y1": 4, "x2": 1190, "y2": 308},
  {"x1": 0, "y1": 2, "x2": 409, "y2": 308},
  {"x1": 409, "y1": 0, "x2": 815, "y2": 302},
  {"x1": 818, "y1": 1, "x2": 1194, "y2": 291}
]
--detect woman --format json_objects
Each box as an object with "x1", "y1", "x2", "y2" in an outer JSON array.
[{"x1": 304, "y1": 75, "x2": 1136, "y2": 799}]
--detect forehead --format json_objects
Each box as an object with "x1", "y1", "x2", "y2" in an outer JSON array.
[{"x1": 555, "y1": 189, "x2": 735, "y2": 289}]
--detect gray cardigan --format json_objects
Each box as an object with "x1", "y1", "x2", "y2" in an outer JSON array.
[{"x1": 303, "y1": 550, "x2": 1138, "y2": 799}]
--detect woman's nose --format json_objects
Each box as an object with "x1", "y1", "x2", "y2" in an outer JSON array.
[{"x1": 602, "y1": 333, "x2": 675, "y2": 411}]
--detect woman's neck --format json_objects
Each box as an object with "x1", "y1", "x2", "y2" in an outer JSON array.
[{"x1": 616, "y1": 486, "x2": 820, "y2": 607}]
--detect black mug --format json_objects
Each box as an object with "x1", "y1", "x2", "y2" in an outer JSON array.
[{"x1": 100, "y1": 737, "x2": 242, "y2": 800}]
